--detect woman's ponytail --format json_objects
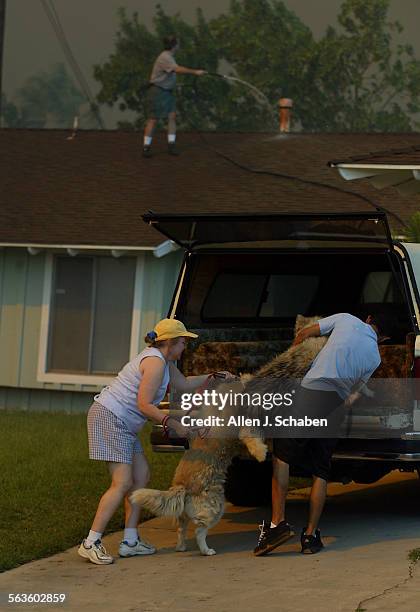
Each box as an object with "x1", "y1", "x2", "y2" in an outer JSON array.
[{"x1": 144, "y1": 330, "x2": 158, "y2": 346}]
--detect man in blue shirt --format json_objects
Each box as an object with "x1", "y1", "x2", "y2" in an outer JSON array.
[{"x1": 254, "y1": 313, "x2": 386, "y2": 556}]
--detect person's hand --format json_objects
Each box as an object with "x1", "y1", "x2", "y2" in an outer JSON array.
[
  {"x1": 292, "y1": 324, "x2": 320, "y2": 347},
  {"x1": 195, "y1": 69, "x2": 207, "y2": 76},
  {"x1": 216, "y1": 371, "x2": 237, "y2": 382},
  {"x1": 344, "y1": 392, "x2": 361, "y2": 407},
  {"x1": 291, "y1": 333, "x2": 304, "y2": 347},
  {"x1": 360, "y1": 384, "x2": 375, "y2": 399},
  {"x1": 166, "y1": 416, "x2": 194, "y2": 438}
]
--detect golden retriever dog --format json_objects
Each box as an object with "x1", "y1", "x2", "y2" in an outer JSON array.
[{"x1": 131, "y1": 433, "x2": 266, "y2": 556}]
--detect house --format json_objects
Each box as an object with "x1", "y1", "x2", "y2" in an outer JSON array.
[
  {"x1": 1, "y1": 128, "x2": 419, "y2": 412},
  {"x1": 329, "y1": 143, "x2": 420, "y2": 196}
]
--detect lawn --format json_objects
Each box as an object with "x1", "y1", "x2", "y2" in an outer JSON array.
[
  {"x1": 0, "y1": 410, "x2": 179, "y2": 572},
  {"x1": 0, "y1": 410, "x2": 310, "y2": 572}
]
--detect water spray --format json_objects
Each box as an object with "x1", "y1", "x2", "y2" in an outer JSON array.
[{"x1": 205, "y1": 72, "x2": 277, "y2": 126}]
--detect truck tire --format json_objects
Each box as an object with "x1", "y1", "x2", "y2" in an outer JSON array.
[{"x1": 225, "y1": 457, "x2": 272, "y2": 506}]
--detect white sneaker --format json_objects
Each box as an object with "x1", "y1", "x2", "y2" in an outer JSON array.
[
  {"x1": 78, "y1": 539, "x2": 114, "y2": 565},
  {"x1": 119, "y1": 538, "x2": 156, "y2": 557}
]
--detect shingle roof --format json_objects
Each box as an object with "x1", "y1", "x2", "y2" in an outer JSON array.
[
  {"x1": 329, "y1": 143, "x2": 420, "y2": 166},
  {"x1": 1, "y1": 129, "x2": 420, "y2": 247}
]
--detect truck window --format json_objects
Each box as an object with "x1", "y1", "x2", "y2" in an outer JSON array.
[
  {"x1": 360, "y1": 271, "x2": 401, "y2": 303},
  {"x1": 202, "y1": 273, "x2": 319, "y2": 320},
  {"x1": 260, "y1": 275, "x2": 319, "y2": 317},
  {"x1": 202, "y1": 274, "x2": 266, "y2": 319}
]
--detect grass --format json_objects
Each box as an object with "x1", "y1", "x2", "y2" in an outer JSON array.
[
  {"x1": 408, "y1": 548, "x2": 420, "y2": 564},
  {"x1": 0, "y1": 410, "x2": 311, "y2": 572},
  {"x1": 0, "y1": 410, "x2": 179, "y2": 572}
]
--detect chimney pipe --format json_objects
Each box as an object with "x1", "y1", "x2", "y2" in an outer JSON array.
[{"x1": 278, "y1": 97, "x2": 293, "y2": 133}]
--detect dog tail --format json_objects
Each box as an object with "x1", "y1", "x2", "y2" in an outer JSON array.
[{"x1": 130, "y1": 485, "x2": 186, "y2": 518}]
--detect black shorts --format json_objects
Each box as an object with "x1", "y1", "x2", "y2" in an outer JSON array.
[{"x1": 272, "y1": 386, "x2": 343, "y2": 481}]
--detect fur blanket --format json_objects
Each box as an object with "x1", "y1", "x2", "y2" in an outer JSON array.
[
  {"x1": 239, "y1": 315, "x2": 325, "y2": 418},
  {"x1": 248, "y1": 315, "x2": 325, "y2": 381}
]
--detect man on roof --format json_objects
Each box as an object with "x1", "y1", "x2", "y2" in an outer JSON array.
[{"x1": 143, "y1": 35, "x2": 207, "y2": 158}]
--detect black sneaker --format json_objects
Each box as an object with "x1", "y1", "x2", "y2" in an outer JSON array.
[
  {"x1": 168, "y1": 143, "x2": 180, "y2": 156},
  {"x1": 300, "y1": 528, "x2": 324, "y2": 554},
  {"x1": 143, "y1": 146, "x2": 152, "y2": 158},
  {"x1": 253, "y1": 520, "x2": 294, "y2": 556}
]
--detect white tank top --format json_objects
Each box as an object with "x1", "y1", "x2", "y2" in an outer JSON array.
[{"x1": 95, "y1": 347, "x2": 170, "y2": 433}]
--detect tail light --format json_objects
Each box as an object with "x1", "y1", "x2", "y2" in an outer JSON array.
[{"x1": 415, "y1": 336, "x2": 420, "y2": 378}]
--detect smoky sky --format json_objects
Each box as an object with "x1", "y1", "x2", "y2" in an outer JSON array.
[{"x1": 4, "y1": 0, "x2": 420, "y2": 128}]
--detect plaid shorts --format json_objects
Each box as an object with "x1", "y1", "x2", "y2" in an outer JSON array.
[{"x1": 87, "y1": 401, "x2": 143, "y2": 464}]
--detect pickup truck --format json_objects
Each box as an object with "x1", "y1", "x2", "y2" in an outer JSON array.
[{"x1": 144, "y1": 211, "x2": 420, "y2": 506}]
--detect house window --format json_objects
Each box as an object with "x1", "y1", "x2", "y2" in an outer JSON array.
[{"x1": 47, "y1": 255, "x2": 136, "y2": 374}]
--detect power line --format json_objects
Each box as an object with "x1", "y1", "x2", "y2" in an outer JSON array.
[
  {"x1": 200, "y1": 133, "x2": 407, "y2": 229},
  {"x1": 0, "y1": 0, "x2": 6, "y2": 126},
  {"x1": 41, "y1": 0, "x2": 104, "y2": 128},
  {"x1": 47, "y1": 0, "x2": 95, "y2": 102},
  {"x1": 40, "y1": 2, "x2": 85, "y2": 96},
  {"x1": 39, "y1": 0, "x2": 105, "y2": 129},
  {"x1": 46, "y1": 0, "x2": 105, "y2": 129}
]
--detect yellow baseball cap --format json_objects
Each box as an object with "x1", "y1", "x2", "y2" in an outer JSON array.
[{"x1": 151, "y1": 318, "x2": 198, "y2": 342}]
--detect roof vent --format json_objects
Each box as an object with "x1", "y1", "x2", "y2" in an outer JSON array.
[
  {"x1": 66, "y1": 116, "x2": 79, "y2": 140},
  {"x1": 278, "y1": 98, "x2": 293, "y2": 133}
]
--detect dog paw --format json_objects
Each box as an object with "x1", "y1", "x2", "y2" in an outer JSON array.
[
  {"x1": 252, "y1": 443, "x2": 267, "y2": 462},
  {"x1": 175, "y1": 544, "x2": 187, "y2": 552},
  {"x1": 201, "y1": 548, "x2": 216, "y2": 556},
  {"x1": 241, "y1": 437, "x2": 267, "y2": 462}
]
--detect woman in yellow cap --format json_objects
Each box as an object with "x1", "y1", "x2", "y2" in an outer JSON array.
[{"x1": 78, "y1": 318, "x2": 229, "y2": 565}]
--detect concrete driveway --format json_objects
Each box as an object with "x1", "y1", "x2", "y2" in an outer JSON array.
[{"x1": 1, "y1": 471, "x2": 420, "y2": 612}]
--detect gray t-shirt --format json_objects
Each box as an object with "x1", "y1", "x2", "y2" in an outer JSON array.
[{"x1": 150, "y1": 51, "x2": 178, "y2": 90}]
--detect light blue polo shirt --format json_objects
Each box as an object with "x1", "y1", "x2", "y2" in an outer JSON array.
[{"x1": 301, "y1": 313, "x2": 381, "y2": 400}]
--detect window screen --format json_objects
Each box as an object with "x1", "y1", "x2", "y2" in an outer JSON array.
[
  {"x1": 48, "y1": 256, "x2": 136, "y2": 374},
  {"x1": 49, "y1": 257, "x2": 93, "y2": 372},
  {"x1": 91, "y1": 258, "x2": 136, "y2": 373}
]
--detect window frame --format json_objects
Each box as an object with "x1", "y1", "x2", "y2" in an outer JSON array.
[{"x1": 37, "y1": 253, "x2": 144, "y2": 385}]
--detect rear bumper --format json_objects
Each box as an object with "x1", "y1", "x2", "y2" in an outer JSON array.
[
  {"x1": 151, "y1": 425, "x2": 188, "y2": 452},
  {"x1": 152, "y1": 443, "x2": 187, "y2": 452},
  {"x1": 151, "y1": 425, "x2": 420, "y2": 465},
  {"x1": 332, "y1": 450, "x2": 420, "y2": 462}
]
